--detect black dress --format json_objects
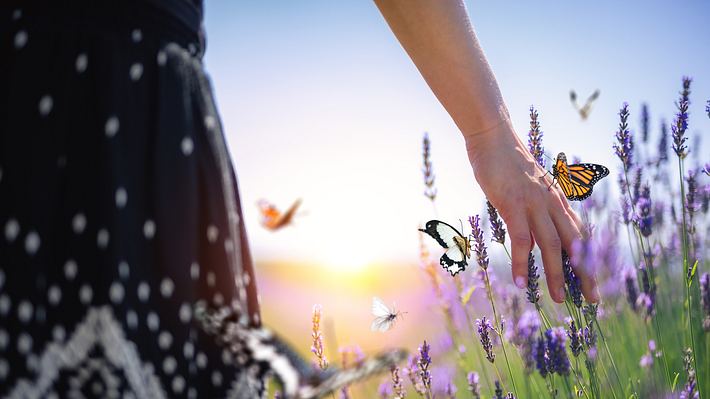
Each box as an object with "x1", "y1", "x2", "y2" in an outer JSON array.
[{"x1": 0, "y1": 0, "x2": 266, "y2": 397}]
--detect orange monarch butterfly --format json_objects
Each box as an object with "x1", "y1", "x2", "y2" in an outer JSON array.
[
  {"x1": 549, "y1": 152, "x2": 609, "y2": 201},
  {"x1": 257, "y1": 198, "x2": 302, "y2": 231}
]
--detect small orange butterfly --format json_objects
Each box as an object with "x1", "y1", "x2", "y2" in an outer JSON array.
[
  {"x1": 257, "y1": 198, "x2": 302, "y2": 231},
  {"x1": 549, "y1": 153, "x2": 609, "y2": 201}
]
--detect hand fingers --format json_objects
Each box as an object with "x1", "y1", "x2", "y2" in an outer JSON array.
[
  {"x1": 530, "y1": 210, "x2": 566, "y2": 303},
  {"x1": 549, "y1": 201, "x2": 600, "y2": 303},
  {"x1": 504, "y1": 209, "x2": 533, "y2": 291}
]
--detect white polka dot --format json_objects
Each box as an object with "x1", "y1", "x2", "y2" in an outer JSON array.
[
  {"x1": 143, "y1": 220, "x2": 156, "y2": 239},
  {"x1": 97, "y1": 228, "x2": 110, "y2": 249},
  {"x1": 129, "y1": 63, "x2": 143, "y2": 81},
  {"x1": 109, "y1": 282, "x2": 124, "y2": 304},
  {"x1": 253, "y1": 313, "x2": 260, "y2": 324},
  {"x1": 211, "y1": 371, "x2": 222, "y2": 386},
  {"x1": 72, "y1": 213, "x2": 86, "y2": 234},
  {"x1": 158, "y1": 331, "x2": 172, "y2": 350},
  {"x1": 4, "y1": 218, "x2": 19, "y2": 242},
  {"x1": 48, "y1": 285, "x2": 62, "y2": 305},
  {"x1": 75, "y1": 53, "x2": 88, "y2": 73},
  {"x1": 26, "y1": 354, "x2": 39, "y2": 371},
  {"x1": 24, "y1": 230, "x2": 40, "y2": 255},
  {"x1": 38, "y1": 95, "x2": 53, "y2": 116},
  {"x1": 172, "y1": 376, "x2": 185, "y2": 393},
  {"x1": 17, "y1": 333, "x2": 32, "y2": 354},
  {"x1": 0, "y1": 329, "x2": 8, "y2": 349},
  {"x1": 178, "y1": 303, "x2": 191, "y2": 323},
  {"x1": 157, "y1": 50, "x2": 167, "y2": 66},
  {"x1": 14, "y1": 30, "x2": 28, "y2": 49},
  {"x1": 64, "y1": 259, "x2": 78, "y2": 280},
  {"x1": 206, "y1": 225, "x2": 218, "y2": 243},
  {"x1": 79, "y1": 284, "x2": 93, "y2": 304},
  {"x1": 221, "y1": 349, "x2": 233, "y2": 365},
  {"x1": 131, "y1": 29, "x2": 142, "y2": 43},
  {"x1": 52, "y1": 325, "x2": 66, "y2": 342},
  {"x1": 137, "y1": 282, "x2": 150, "y2": 302},
  {"x1": 206, "y1": 272, "x2": 216, "y2": 287},
  {"x1": 187, "y1": 388, "x2": 197, "y2": 399},
  {"x1": 105, "y1": 116, "x2": 120, "y2": 137},
  {"x1": 12, "y1": 9, "x2": 22, "y2": 20},
  {"x1": 183, "y1": 342, "x2": 194, "y2": 359},
  {"x1": 160, "y1": 278, "x2": 174, "y2": 298},
  {"x1": 213, "y1": 292, "x2": 224, "y2": 305},
  {"x1": 243, "y1": 273, "x2": 251, "y2": 286},
  {"x1": 224, "y1": 239, "x2": 234, "y2": 253},
  {"x1": 162, "y1": 356, "x2": 176, "y2": 375},
  {"x1": 118, "y1": 260, "x2": 130, "y2": 280},
  {"x1": 189, "y1": 262, "x2": 199, "y2": 280},
  {"x1": 0, "y1": 295, "x2": 9, "y2": 316},
  {"x1": 204, "y1": 115, "x2": 216, "y2": 130},
  {"x1": 181, "y1": 137, "x2": 194, "y2": 156},
  {"x1": 115, "y1": 187, "x2": 127, "y2": 208},
  {"x1": 126, "y1": 310, "x2": 138, "y2": 329},
  {"x1": 147, "y1": 312, "x2": 159, "y2": 331},
  {"x1": 196, "y1": 352, "x2": 207, "y2": 369}
]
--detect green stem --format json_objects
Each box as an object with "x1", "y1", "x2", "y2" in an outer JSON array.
[{"x1": 594, "y1": 319, "x2": 625, "y2": 397}]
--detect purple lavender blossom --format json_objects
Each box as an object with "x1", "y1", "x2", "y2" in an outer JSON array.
[
  {"x1": 422, "y1": 132, "x2": 437, "y2": 202},
  {"x1": 566, "y1": 318, "x2": 583, "y2": 357},
  {"x1": 391, "y1": 366, "x2": 405, "y2": 398},
  {"x1": 706, "y1": 99, "x2": 709, "y2": 119},
  {"x1": 528, "y1": 106, "x2": 545, "y2": 168},
  {"x1": 639, "y1": 264, "x2": 655, "y2": 319},
  {"x1": 405, "y1": 355, "x2": 425, "y2": 395},
  {"x1": 614, "y1": 102, "x2": 633, "y2": 170},
  {"x1": 526, "y1": 252, "x2": 540, "y2": 304},
  {"x1": 545, "y1": 327, "x2": 571, "y2": 375},
  {"x1": 467, "y1": 372, "x2": 481, "y2": 399},
  {"x1": 681, "y1": 349, "x2": 699, "y2": 399},
  {"x1": 494, "y1": 381, "x2": 505, "y2": 399},
  {"x1": 476, "y1": 317, "x2": 496, "y2": 363},
  {"x1": 672, "y1": 77, "x2": 691, "y2": 158},
  {"x1": 657, "y1": 120, "x2": 669, "y2": 164},
  {"x1": 701, "y1": 273, "x2": 710, "y2": 332},
  {"x1": 487, "y1": 201, "x2": 507, "y2": 245},
  {"x1": 632, "y1": 167, "x2": 642, "y2": 205},
  {"x1": 533, "y1": 335, "x2": 548, "y2": 378},
  {"x1": 516, "y1": 311, "x2": 541, "y2": 372},
  {"x1": 582, "y1": 325, "x2": 597, "y2": 350},
  {"x1": 639, "y1": 353, "x2": 653, "y2": 368},
  {"x1": 620, "y1": 197, "x2": 632, "y2": 225},
  {"x1": 377, "y1": 381, "x2": 392, "y2": 399},
  {"x1": 641, "y1": 103, "x2": 649, "y2": 143},
  {"x1": 623, "y1": 267, "x2": 639, "y2": 312},
  {"x1": 635, "y1": 185, "x2": 653, "y2": 237},
  {"x1": 686, "y1": 169, "x2": 698, "y2": 234},
  {"x1": 417, "y1": 340, "x2": 432, "y2": 393},
  {"x1": 562, "y1": 251, "x2": 583, "y2": 308},
  {"x1": 469, "y1": 215, "x2": 489, "y2": 270}
]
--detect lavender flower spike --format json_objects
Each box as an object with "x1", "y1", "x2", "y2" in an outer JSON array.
[
  {"x1": 562, "y1": 251, "x2": 583, "y2": 308},
  {"x1": 494, "y1": 380, "x2": 505, "y2": 399},
  {"x1": 469, "y1": 215, "x2": 489, "y2": 270},
  {"x1": 476, "y1": 317, "x2": 496, "y2": 363},
  {"x1": 672, "y1": 77, "x2": 691, "y2": 158},
  {"x1": 641, "y1": 103, "x2": 650, "y2": 143},
  {"x1": 613, "y1": 102, "x2": 633, "y2": 170},
  {"x1": 422, "y1": 132, "x2": 437, "y2": 202},
  {"x1": 566, "y1": 318, "x2": 583, "y2": 357},
  {"x1": 467, "y1": 372, "x2": 481, "y2": 399},
  {"x1": 701, "y1": 273, "x2": 710, "y2": 332},
  {"x1": 635, "y1": 185, "x2": 653, "y2": 237},
  {"x1": 534, "y1": 336, "x2": 548, "y2": 378},
  {"x1": 487, "y1": 200, "x2": 507, "y2": 245},
  {"x1": 546, "y1": 327, "x2": 571, "y2": 375},
  {"x1": 528, "y1": 106, "x2": 545, "y2": 168},
  {"x1": 623, "y1": 267, "x2": 639, "y2": 312},
  {"x1": 417, "y1": 340, "x2": 432, "y2": 393},
  {"x1": 526, "y1": 252, "x2": 540, "y2": 304},
  {"x1": 657, "y1": 120, "x2": 669, "y2": 164}
]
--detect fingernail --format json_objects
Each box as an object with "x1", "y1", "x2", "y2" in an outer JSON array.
[
  {"x1": 557, "y1": 287, "x2": 566, "y2": 302},
  {"x1": 514, "y1": 276, "x2": 526, "y2": 289}
]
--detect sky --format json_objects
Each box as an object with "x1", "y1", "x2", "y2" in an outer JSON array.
[{"x1": 202, "y1": 1, "x2": 710, "y2": 270}]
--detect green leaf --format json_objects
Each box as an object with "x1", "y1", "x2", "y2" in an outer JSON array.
[
  {"x1": 687, "y1": 260, "x2": 699, "y2": 287},
  {"x1": 671, "y1": 372, "x2": 680, "y2": 392}
]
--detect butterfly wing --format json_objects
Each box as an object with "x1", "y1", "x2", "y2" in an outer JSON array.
[
  {"x1": 419, "y1": 220, "x2": 468, "y2": 276},
  {"x1": 372, "y1": 297, "x2": 392, "y2": 318},
  {"x1": 371, "y1": 316, "x2": 394, "y2": 332},
  {"x1": 273, "y1": 198, "x2": 302, "y2": 230},
  {"x1": 564, "y1": 163, "x2": 610, "y2": 201}
]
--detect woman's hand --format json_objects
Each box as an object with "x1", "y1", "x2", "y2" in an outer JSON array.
[{"x1": 465, "y1": 121, "x2": 600, "y2": 303}]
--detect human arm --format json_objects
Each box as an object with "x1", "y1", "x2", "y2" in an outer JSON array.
[{"x1": 374, "y1": 0, "x2": 599, "y2": 303}]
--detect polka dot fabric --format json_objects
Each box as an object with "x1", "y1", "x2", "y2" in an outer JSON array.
[{"x1": 0, "y1": 1, "x2": 263, "y2": 397}]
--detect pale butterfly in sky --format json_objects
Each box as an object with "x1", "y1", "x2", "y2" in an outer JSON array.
[{"x1": 371, "y1": 297, "x2": 404, "y2": 332}]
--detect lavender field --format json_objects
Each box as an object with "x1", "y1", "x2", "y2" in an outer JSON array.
[{"x1": 286, "y1": 78, "x2": 710, "y2": 399}]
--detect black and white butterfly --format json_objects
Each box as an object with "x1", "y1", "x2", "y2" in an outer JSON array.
[{"x1": 419, "y1": 220, "x2": 471, "y2": 276}]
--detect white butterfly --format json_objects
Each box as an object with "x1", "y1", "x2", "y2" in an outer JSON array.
[
  {"x1": 370, "y1": 297, "x2": 404, "y2": 332},
  {"x1": 419, "y1": 220, "x2": 471, "y2": 276}
]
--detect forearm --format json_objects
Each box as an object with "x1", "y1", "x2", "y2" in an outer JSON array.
[{"x1": 374, "y1": 0, "x2": 510, "y2": 139}]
